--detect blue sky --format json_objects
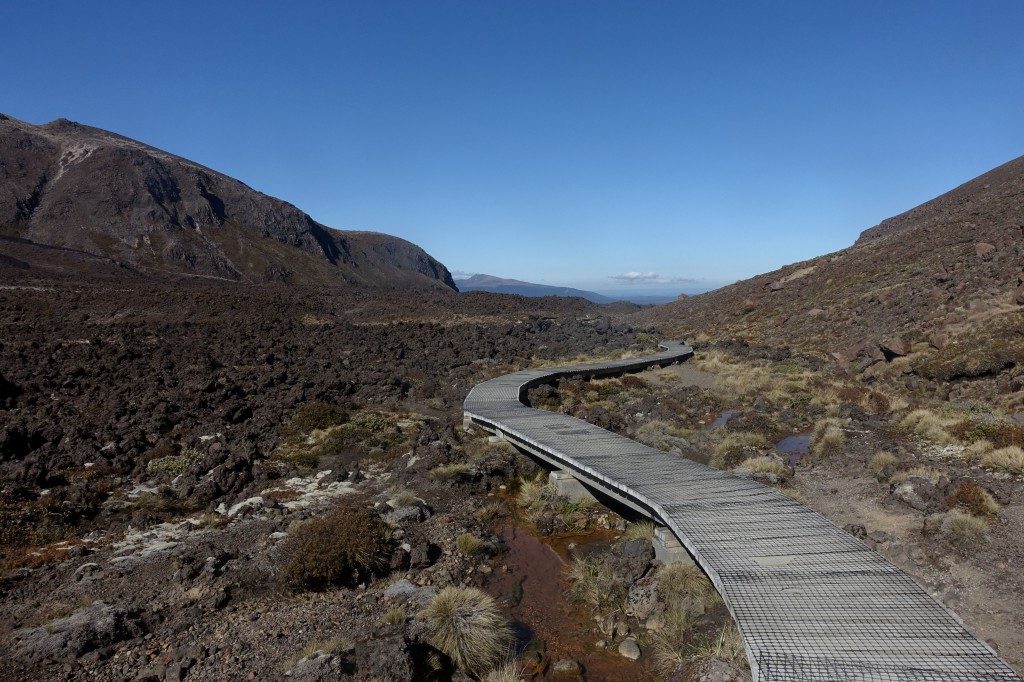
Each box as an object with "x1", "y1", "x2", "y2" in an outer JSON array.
[{"x1": 3, "y1": 2, "x2": 1023, "y2": 294}]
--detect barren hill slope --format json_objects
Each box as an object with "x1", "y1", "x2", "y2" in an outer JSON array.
[
  {"x1": 645, "y1": 154, "x2": 1024, "y2": 384},
  {"x1": 0, "y1": 114, "x2": 456, "y2": 288}
]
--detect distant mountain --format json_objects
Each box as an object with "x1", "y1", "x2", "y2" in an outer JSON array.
[
  {"x1": 0, "y1": 114, "x2": 456, "y2": 289},
  {"x1": 455, "y1": 274, "x2": 617, "y2": 303}
]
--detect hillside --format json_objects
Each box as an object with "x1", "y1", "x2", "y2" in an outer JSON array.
[
  {"x1": 644, "y1": 154, "x2": 1024, "y2": 389},
  {"x1": 455, "y1": 273, "x2": 616, "y2": 303},
  {"x1": 0, "y1": 114, "x2": 455, "y2": 288}
]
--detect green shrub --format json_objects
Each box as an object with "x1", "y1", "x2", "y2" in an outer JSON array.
[
  {"x1": 279, "y1": 402, "x2": 349, "y2": 439},
  {"x1": 279, "y1": 502, "x2": 391, "y2": 591},
  {"x1": 423, "y1": 587, "x2": 511, "y2": 674},
  {"x1": 146, "y1": 446, "x2": 201, "y2": 478},
  {"x1": 950, "y1": 419, "x2": 1024, "y2": 449}
]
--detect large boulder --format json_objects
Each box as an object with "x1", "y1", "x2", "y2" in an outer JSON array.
[
  {"x1": 14, "y1": 601, "x2": 143, "y2": 663},
  {"x1": 608, "y1": 538, "x2": 654, "y2": 584}
]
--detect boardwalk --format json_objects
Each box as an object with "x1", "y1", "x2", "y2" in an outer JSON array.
[{"x1": 463, "y1": 342, "x2": 1020, "y2": 681}]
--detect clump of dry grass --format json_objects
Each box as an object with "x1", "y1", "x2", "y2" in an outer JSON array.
[
  {"x1": 736, "y1": 456, "x2": 787, "y2": 477},
  {"x1": 810, "y1": 419, "x2": 846, "y2": 458},
  {"x1": 867, "y1": 451, "x2": 898, "y2": 479},
  {"x1": 937, "y1": 509, "x2": 990, "y2": 550},
  {"x1": 456, "y1": 533, "x2": 484, "y2": 555},
  {"x1": 383, "y1": 606, "x2": 407, "y2": 626},
  {"x1": 981, "y1": 446, "x2": 1024, "y2": 474},
  {"x1": 899, "y1": 409, "x2": 956, "y2": 444},
  {"x1": 422, "y1": 587, "x2": 511, "y2": 674},
  {"x1": 429, "y1": 462, "x2": 474, "y2": 482},
  {"x1": 474, "y1": 501, "x2": 506, "y2": 523},
  {"x1": 890, "y1": 466, "x2": 941, "y2": 485},
  {"x1": 946, "y1": 482, "x2": 999, "y2": 516},
  {"x1": 656, "y1": 562, "x2": 718, "y2": 608},
  {"x1": 485, "y1": 658, "x2": 523, "y2": 682},
  {"x1": 686, "y1": 625, "x2": 747, "y2": 670},
  {"x1": 710, "y1": 432, "x2": 767, "y2": 469},
  {"x1": 636, "y1": 420, "x2": 695, "y2": 451},
  {"x1": 515, "y1": 474, "x2": 595, "y2": 535},
  {"x1": 650, "y1": 563, "x2": 736, "y2": 676},
  {"x1": 389, "y1": 488, "x2": 418, "y2": 507},
  {"x1": 622, "y1": 521, "x2": 656, "y2": 540},
  {"x1": 566, "y1": 556, "x2": 626, "y2": 610},
  {"x1": 282, "y1": 636, "x2": 354, "y2": 672}
]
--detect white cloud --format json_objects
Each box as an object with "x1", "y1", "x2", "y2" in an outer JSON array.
[{"x1": 609, "y1": 271, "x2": 696, "y2": 285}]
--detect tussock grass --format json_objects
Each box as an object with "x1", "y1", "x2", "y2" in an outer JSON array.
[
  {"x1": 566, "y1": 556, "x2": 626, "y2": 610},
  {"x1": 938, "y1": 509, "x2": 990, "y2": 549},
  {"x1": 710, "y1": 432, "x2": 767, "y2": 470},
  {"x1": 899, "y1": 409, "x2": 957, "y2": 444},
  {"x1": 515, "y1": 474, "x2": 595, "y2": 534},
  {"x1": 656, "y1": 562, "x2": 718, "y2": 609},
  {"x1": 650, "y1": 605, "x2": 701, "y2": 674},
  {"x1": 485, "y1": 658, "x2": 523, "y2": 682},
  {"x1": 622, "y1": 521, "x2": 656, "y2": 540},
  {"x1": 736, "y1": 456, "x2": 787, "y2": 477},
  {"x1": 810, "y1": 419, "x2": 846, "y2": 458},
  {"x1": 688, "y1": 625, "x2": 747, "y2": 669},
  {"x1": 890, "y1": 466, "x2": 941, "y2": 485},
  {"x1": 947, "y1": 482, "x2": 999, "y2": 516},
  {"x1": 282, "y1": 636, "x2": 354, "y2": 672},
  {"x1": 389, "y1": 489, "x2": 418, "y2": 507},
  {"x1": 966, "y1": 440, "x2": 995, "y2": 461},
  {"x1": 867, "y1": 451, "x2": 897, "y2": 478},
  {"x1": 383, "y1": 606, "x2": 407, "y2": 626},
  {"x1": 636, "y1": 420, "x2": 696, "y2": 451},
  {"x1": 981, "y1": 446, "x2": 1024, "y2": 474},
  {"x1": 456, "y1": 533, "x2": 484, "y2": 555},
  {"x1": 422, "y1": 587, "x2": 511, "y2": 674},
  {"x1": 429, "y1": 462, "x2": 473, "y2": 482},
  {"x1": 474, "y1": 501, "x2": 506, "y2": 523}
]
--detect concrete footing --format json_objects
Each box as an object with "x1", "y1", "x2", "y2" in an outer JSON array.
[
  {"x1": 549, "y1": 470, "x2": 597, "y2": 503},
  {"x1": 654, "y1": 526, "x2": 695, "y2": 566}
]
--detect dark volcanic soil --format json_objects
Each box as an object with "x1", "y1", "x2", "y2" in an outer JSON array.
[{"x1": 0, "y1": 272, "x2": 653, "y2": 680}]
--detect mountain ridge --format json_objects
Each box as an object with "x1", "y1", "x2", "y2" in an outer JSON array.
[
  {"x1": 455, "y1": 273, "x2": 617, "y2": 303},
  {"x1": 0, "y1": 114, "x2": 456, "y2": 289},
  {"x1": 644, "y1": 152, "x2": 1024, "y2": 365}
]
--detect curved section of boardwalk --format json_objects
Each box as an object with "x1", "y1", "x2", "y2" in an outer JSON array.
[{"x1": 464, "y1": 342, "x2": 1019, "y2": 681}]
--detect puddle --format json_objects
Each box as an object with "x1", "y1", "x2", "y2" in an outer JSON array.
[
  {"x1": 485, "y1": 525, "x2": 654, "y2": 681},
  {"x1": 775, "y1": 433, "x2": 811, "y2": 465},
  {"x1": 704, "y1": 410, "x2": 735, "y2": 430}
]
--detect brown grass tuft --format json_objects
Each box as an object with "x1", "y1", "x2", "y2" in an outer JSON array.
[
  {"x1": 422, "y1": 587, "x2": 511, "y2": 674},
  {"x1": 947, "y1": 482, "x2": 999, "y2": 517}
]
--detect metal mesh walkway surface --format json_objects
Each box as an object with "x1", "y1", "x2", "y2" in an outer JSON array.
[{"x1": 463, "y1": 341, "x2": 1020, "y2": 681}]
